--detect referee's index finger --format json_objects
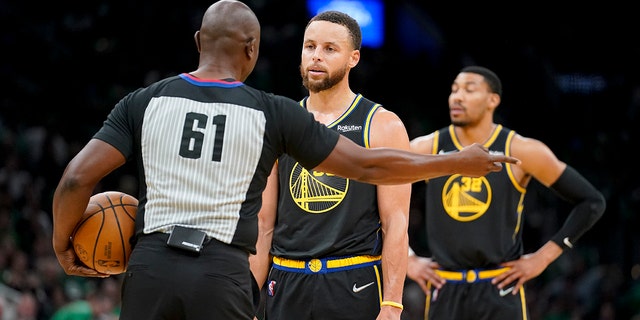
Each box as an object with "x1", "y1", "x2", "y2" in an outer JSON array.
[{"x1": 495, "y1": 155, "x2": 521, "y2": 165}]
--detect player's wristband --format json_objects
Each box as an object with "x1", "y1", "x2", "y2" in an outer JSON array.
[{"x1": 380, "y1": 300, "x2": 404, "y2": 310}]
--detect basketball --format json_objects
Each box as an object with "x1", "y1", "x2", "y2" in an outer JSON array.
[{"x1": 71, "y1": 191, "x2": 138, "y2": 275}]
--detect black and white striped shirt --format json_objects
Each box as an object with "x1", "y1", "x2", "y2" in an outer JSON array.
[{"x1": 94, "y1": 73, "x2": 339, "y2": 253}]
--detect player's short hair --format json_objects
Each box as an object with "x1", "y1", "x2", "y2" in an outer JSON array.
[
  {"x1": 307, "y1": 10, "x2": 362, "y2": 50},
  {"x1": 461, "y1": 66, "x2": 502, "y2": 97}
]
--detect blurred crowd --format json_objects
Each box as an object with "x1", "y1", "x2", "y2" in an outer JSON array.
[
  {"x1": 0, "y1": 119, "x2": 128, "y2": 319},
  {"x1": 2, "y1": 0, "x2": 640, "y2": 319}
]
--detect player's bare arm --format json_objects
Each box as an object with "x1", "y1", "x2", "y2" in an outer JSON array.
[
  {"x1": 370, "y1": 108, "x2": 411, "y2": 317},
  {"x1": 493, "y1": 133, "x2": 605, "y2": 295},
  {"x1": 249, "y1": 163, "x2": 279, "y2": 288}
]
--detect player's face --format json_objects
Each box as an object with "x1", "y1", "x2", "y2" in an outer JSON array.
[
  {"x1": 300, "y1": 21, "x2": 358, "y2": 93},
  {"x1": 448, "y1": 72, "x2": 495, "y2": 127}
]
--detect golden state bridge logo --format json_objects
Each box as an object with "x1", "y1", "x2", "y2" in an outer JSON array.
[
  {"x1": 289, "y1": 163, "x2": 348, "y2": 213},
  {"x1": 442, "y1": 174, "x2": 491, "y2": 221}
]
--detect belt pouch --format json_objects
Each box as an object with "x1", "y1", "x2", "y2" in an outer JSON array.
[{"x1": 166, "y1": 226, "x2": 206, "y2": 255}]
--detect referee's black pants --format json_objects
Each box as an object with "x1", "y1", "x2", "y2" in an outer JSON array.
[{"x1": 119, "y1": 232, "x2": 259, "y2": 320}]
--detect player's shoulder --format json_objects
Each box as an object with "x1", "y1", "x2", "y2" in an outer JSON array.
[
  {"x1": 369, "y1": 105, "x2": 408, "y2": 134},
  {"x1": 510, "y1": 131, "x2": 557, "y2": 160},
  {"x1": 359, "y1": 96, "x2": 403, "y2": 125},
  {"x1": 510, "y1": 132, "x2": 548, "y2": 148},
  {"x1": 409, "y1": 130, "x2": 437, "y2": 154},
  {"x1": 371, "y1": 105, "x2": 401, "y2": 121},
  {"x1": 362, "y1": 98, "x2": 410, "y2": 148}
]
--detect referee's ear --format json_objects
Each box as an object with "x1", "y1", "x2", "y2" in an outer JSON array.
[
  {"x1": 194, "y1": 30, "x2": 202, "y2": 53},
  {"x1": 245, "y1": 37, "x2": 257, "y2": 60}
]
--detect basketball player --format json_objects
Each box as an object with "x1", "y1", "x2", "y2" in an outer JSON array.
[
  {"x1": 251, "y1": 11, "x2": 409, "y2": 320},
  {"x1": 51, "y1": 2, "x2": 519, "y2": 319},
  {"x1": 405, "y1": 66, "x2": 606, "y2": 320}
]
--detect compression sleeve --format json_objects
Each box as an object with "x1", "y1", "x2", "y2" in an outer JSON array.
[{"x1": 549, "y1": 166, "x2": 606, "y2": 250}]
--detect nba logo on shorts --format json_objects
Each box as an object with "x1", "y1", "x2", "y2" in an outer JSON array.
[{"x1": 267, "y1": 280, "x2": 276, "y2": 296}]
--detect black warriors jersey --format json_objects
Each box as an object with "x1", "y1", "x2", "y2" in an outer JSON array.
[
  {"x1": 425, "y1": 125, "x2": 526, "y2": 270},
  {"x1": 271, "y1": 94, "x2": 383, "y2": 259}
]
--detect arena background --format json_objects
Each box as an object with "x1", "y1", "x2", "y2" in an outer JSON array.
[{"x1": 1, "y1": 1, "x2": 638, "y2": 319}]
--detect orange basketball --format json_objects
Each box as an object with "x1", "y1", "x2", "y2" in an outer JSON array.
[{"x1": 71, "y1": 191, "x2": 138, "y2": 275}]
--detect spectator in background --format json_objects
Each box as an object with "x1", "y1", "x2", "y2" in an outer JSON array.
[
  {"x1": 14, "y1": 291, "x2": 39, "y2": 320},
  {"x1": 50, "y1": 290, "x2": 117, "y2": 320}
]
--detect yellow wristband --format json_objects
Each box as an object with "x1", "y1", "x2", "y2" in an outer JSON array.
[{"x1": 380, "y1": 300, "x2": 403, "y2": 310}]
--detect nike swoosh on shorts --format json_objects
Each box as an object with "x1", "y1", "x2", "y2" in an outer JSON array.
[
  {"x1": 499, "y1": 286, "x2": 514, "y2": 297},
  {"x1": 352, "y1": 282, "x2": 375, "y2": 293}
]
